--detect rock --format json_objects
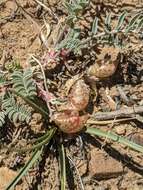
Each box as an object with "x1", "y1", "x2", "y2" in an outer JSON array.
[
  {"x1": 115, "y1": 125, "x2": 126, "y2": 135},
  {"x1": 29, "y1": 113, "x2": 43, "y2": 133},
  {"x1": 0, "y1": 167, "x2": 18, "y2": 189},
  {"x1": 89, "y1": 150, "x2": 124, "y2": 179},
  {"x1": 127, "y1": 133, "x2": 143, "y2": 146}
]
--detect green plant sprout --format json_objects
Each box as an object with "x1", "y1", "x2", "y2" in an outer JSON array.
[{"x1": 56, "y1": 11, "x2": 143, "y2": 53}]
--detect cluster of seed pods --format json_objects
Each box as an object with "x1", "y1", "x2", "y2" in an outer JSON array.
[
  {"x1": 53, "y1": 79, "x2": 90, "y2": 134},
  {"x1": 53, "y1": 47, "x2": 120, "y2": 133}
]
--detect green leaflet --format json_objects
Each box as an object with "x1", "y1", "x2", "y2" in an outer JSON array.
[
  {"x1": 58, "y1": 10, "x2": 142, "y2": 54},
  {"x1": 2, "y1": 96, "x2": 31, "y2": 124},
  {"x1": 115, "y1": 11, "x2": 127, "y2": 31},
  {"x1": 125, "y1": 12, "x2": 143, "y2": 33},
  {"x1": 0, "y1": 111, "x2": 6, "y2": 127},
  {"x1": 11, "y1": 69, "x2": 37, "y2": 98},
  {"x1": 89, "y1": 11, "x2": 143, "y2": 47},
  {"x1": 5, "y1": 59, "x2": 22, "y2": 72},
  {"x1": 92, "y1": 17, "x2": 99, "y2": 35},
  {"x1": 104, "y1": 12, "x2": 112, "y2": 32},
  {"x1": 64, "y1": 0, "x2": 89, "y2": 20},
  {"x1": 56, "y1": 28, "x2": 81, "y2": 54},
  {"x1": 0, "y1": 73, "x2": 7, "y2": 86}
]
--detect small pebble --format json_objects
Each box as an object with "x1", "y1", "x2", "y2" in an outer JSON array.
[{"x1": 115, "y1": 125, "x2": 126, "y2": 135}]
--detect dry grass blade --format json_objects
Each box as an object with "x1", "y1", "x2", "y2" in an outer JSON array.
[
  {"x1": 40, "y1": 16, "x2": 51, "y2": 47},
  {"x1": 34, "y1": 0, "x2": 58, "y2": 21},
  {"x1": 67, "y1": 155, "x2": 85, "y2": 190},
  {"x1": 30, "y1": 55, "x2": 53, "y2": 117},
  {"x1": 87, "y1": 117, "x2": 135, "y2": 125}
]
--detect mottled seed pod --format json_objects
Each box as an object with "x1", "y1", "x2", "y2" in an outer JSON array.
[
  {"x1": 68, "y1": 79, "x2": 90, "y2": 111},
  {"x1": 87, "y1": 46, "x2": 121, "y2": 79},
  {"x1": 53, "y1": 110, "x2": 89, "y2": 134},
  {"x1": 87, "y1": 59, "x2": 118, "y2": 78}
]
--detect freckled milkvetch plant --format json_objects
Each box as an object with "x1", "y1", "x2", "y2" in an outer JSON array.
[{"x1": 0, "y1": 1, "x2": 142, "y2": 189}]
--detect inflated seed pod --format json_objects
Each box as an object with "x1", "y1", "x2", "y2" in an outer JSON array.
[
  {"x1": 87, "y1": 59, "x2": 118, "y2": 78},
  {"x1": 88, "y1": 46, "x2": 121, "y2": 79},
  {"x1": 53, "y1": 110, "x2": 88, "y2": 134},
  {"x1": 68, "y1": 79, "x2": 90, "y2": 111}
]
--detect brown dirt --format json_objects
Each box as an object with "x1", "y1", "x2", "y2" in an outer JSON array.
[
  {"x1": 0, "y1": 167, "x2": 18, "y2": 189},
  {"x1": 0, "y1": 0, "x2": 143, "y2": 190}
]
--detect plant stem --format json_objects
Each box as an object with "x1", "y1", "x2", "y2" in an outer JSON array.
[
  {"x1": 31, "y1": 55, "x2": 53, "y2": 118},
  {"x1": 12, "y1": 89, "x2": 49, "y2": 117},
  {"x1": 6, "y1": 148, "x2": 42, "y2": 190},
  {"x1": 86, "y1": 127, "x2": 143, "y2": 153},
  {"x1": 80, "y1": 29, "x2": 141, "y2": 45},
  {"x1": 59, "y1": 144, "x2": 66, "y2": 190}
]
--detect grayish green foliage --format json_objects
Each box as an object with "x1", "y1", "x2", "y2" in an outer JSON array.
[
  {"x1": 2, "y1": 96, "x2": 31, "y2": 124},
  {"x1": 86, "y1": 127, "x2": 143, "y2": 153},
  {"x1": 92, "y1": 17, "x2": 98, "y2": 35},
  {"x1": 2, "y1": 2, "x2": 143, "y2": 189},
  {"x1": 0, "y1": 111, "x2": 6, "y2": 127},
  {"x1": 0, "y1": 79, "x2": 6, "y2": 127},
  {"x1": 92, "y1": 11, "x2": 143, "y2": 34},
  {"x1": 91, "y1": 11, "x2": 143, "y2": 46},
  {"x1": 58, "y1": 10, "x2": 143, "y2": 53},
  {"x1": 5, "y1": 59, "x2": 22, "y2": 72},
  {"x1": 56, "y1": 28, "x2": 82, "y2": 54},
  {"x1": 11, "y1": 69, "x2": 37, "y2": 97},
  {"x1": 125, "y1": 12, "x2": 143, "y2": 33},
  {"x1": 0, "y1": 73, "x2": 7, "y2": 86},
  {"x1": 104, "y1": 12, "x2": 112, "y2": 32},
  {"x1": 115, "y1": 11, "x2": 127, "y2": 31},
  {"x1": 64, "y1": 0, "x2": 89, "y2": 24}
]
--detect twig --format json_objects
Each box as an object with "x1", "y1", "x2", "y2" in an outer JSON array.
[
  {"x1": 117, "y1": 85, "x2": 132, "y2": 106},
  {"x1": 67, "y1": 155, "x2": 85, "y2": 190},
  {"x1": 80, "y1": 29, "x2": 142, "y2": 46},
  {"x1": 34, "y1": 0, "x2": 58, "y2": 21},
  {"x1": 87, "y1": 117, "x2": 135, "y2": 125},
  {"x1": 91, "y1": 105, "x2": 143, "y2": 120},
  {"x1": 30, "y1": 55, "x2": 53, "y2": 118}
]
